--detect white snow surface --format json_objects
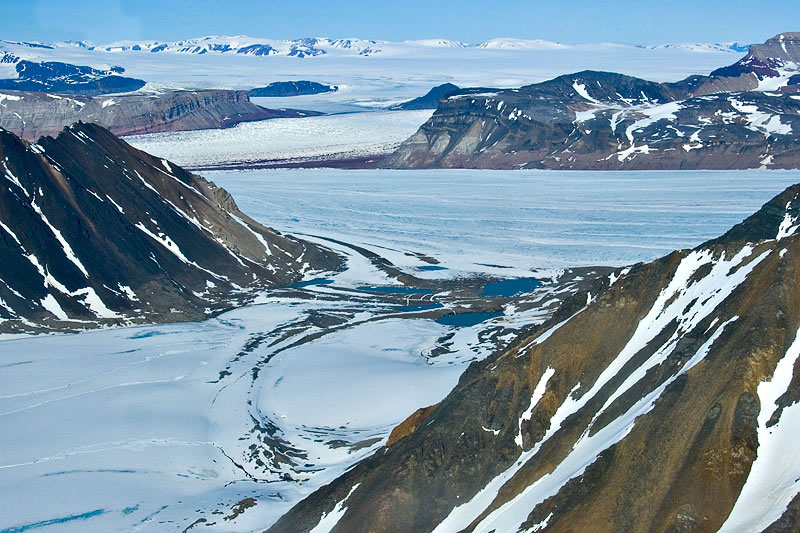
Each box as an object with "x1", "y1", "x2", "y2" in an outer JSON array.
[
  {"x1": 308, "y1": 483, "x2": 361, "y2": 533},
  {"x1": 0, "y1": 294, "x2": 466, "y2": 532},
  {"x1": 730, "y1": 98, "x2": 793, "y2": 136},
  {"x1": 572, "y1": 81, "x2": 600, "y2": 103}
]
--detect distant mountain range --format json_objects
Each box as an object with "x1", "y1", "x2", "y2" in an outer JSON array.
[
  {"x1": 268, "y1": 172, "x2": 800, "y2": 533},
  {"x1": 0, "y1": 123, "x2": 340, "y2": 333},
  {"x1": 1, "y1": 35, "x2": 751, "y2": 59},
  {"x1": 389, "y1": 33, "x2": 800, "y2": 170}
]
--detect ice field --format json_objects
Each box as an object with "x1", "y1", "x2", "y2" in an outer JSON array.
[{"x1": 0, "y1": 36, "x2": 747, "y2": 111}]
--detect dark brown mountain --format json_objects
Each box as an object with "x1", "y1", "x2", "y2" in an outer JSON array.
[
  {"x1": 388, "y1": 33, "x2": 800, "y2": 170},
  {"x1": 268, "y1": 183, "x2": 800, "y2": 532},
  {"x1": 0, "y1": 89, "x2": 319, "y2": 140},
  {"x1": 0, "y1": 122, "x2": 340, "y2": 333}
]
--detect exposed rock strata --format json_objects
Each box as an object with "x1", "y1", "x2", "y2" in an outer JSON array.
[
  {"x1": 391, "y1": 83, "x2": 460, "y2": 110},
  {"x1": 0, "y1": 89, "x2": 311, "y2": 140},
  {"x1": 249, "y1": 80, "x2": 338, "y2": 97}
]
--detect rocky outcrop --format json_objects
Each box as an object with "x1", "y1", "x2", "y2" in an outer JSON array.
[
  {"x1": 249, "y1": 80, "x2": 338, "y2": 97},
  {"x1": 391, "y1": 83, "x2": 460, "y2": 110},
  {"x1": 0, "y1": 122, "x2": 340, "y2": 333},
  {"x1": 385, "y1": 404, "x2": 438, "y2": 446},
  {"x1": 0, "y1": 89, "x2": 310, "y2": 140},
  {"x1": 388, "y1": 33, "x2": 800, "y2": 170},
  {"x1": 268, "y1": 183, "x2": 800, "y2": 532}
]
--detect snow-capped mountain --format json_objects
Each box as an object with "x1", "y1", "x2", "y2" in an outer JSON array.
[
  {"x1": 640, "y1": 41, "x2": 751, "y2": 53},
  {"x1": 477, "y1": 38, "x2": 570, "y2": 50},
  {"x1": 53, "y1": 36, "x2": 387, "y2": 57},
  {"x1": 269, "y1": 180, "x2": 800, "y2": 533},
  {"x1": 0, "y1": 123, "x2": 339, "y2": 333}
]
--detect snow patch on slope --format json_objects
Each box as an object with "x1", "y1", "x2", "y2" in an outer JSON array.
[{"x1": 719, "y1": 326, "x2": 800, "y2": 532}]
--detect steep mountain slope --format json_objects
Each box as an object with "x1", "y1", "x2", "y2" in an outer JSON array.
[
  {"x1": 0, "y1": 122, "x2": 339, "y2": 333},
  {"x1": 388, "y1": 33, "x2": 800, "y2": 170},
  {"x1": 0, "y1": 89, "x2": 311, "y2": 140},
  {"x1": 269, "y1": 183, "x2": 800, "y2": 532}
]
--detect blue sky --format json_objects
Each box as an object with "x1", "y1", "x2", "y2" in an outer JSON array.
[{"x1": 1, "y1": 0, "x2": 798, "y2": 45}]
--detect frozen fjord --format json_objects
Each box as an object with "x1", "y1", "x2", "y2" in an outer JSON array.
[{"x1": 3, "y1": 169, "x2": 800, "y2": 531}]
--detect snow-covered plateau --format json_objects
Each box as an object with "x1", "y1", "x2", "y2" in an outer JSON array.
[{"x1": 2, "y1": 170, "x2": 800, "y2": 532}]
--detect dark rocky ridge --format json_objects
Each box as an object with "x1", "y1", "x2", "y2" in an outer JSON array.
[
  {"x1": 249, "y1": 80, "x2": 338, "y2": 97},
  {"x1": 388, "y1": 33, "x2": 800, "y2": 170},
  {"x1": 0, "y1": 89, "x2": 315, "y2": 140},
  {"x1": 0, "y1": 122, "x2": 340, "y2": 333},
  {"x1": 0, "y1": 59, "x2": 145, "y2": 95},
  {"x1": 268, "y1": 184, "x2": 800, "y2": 532},
  {"x1": 391, "y1": 83, "x2": 460, "y2": 110}
]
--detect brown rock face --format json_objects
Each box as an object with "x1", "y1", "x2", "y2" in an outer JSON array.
[
  {"x1": 267, "y1": 184, "x2": 800, "y2": 532},
  {"x1": 386, "y1": 404, "x2": 439, "y2": 446}
]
